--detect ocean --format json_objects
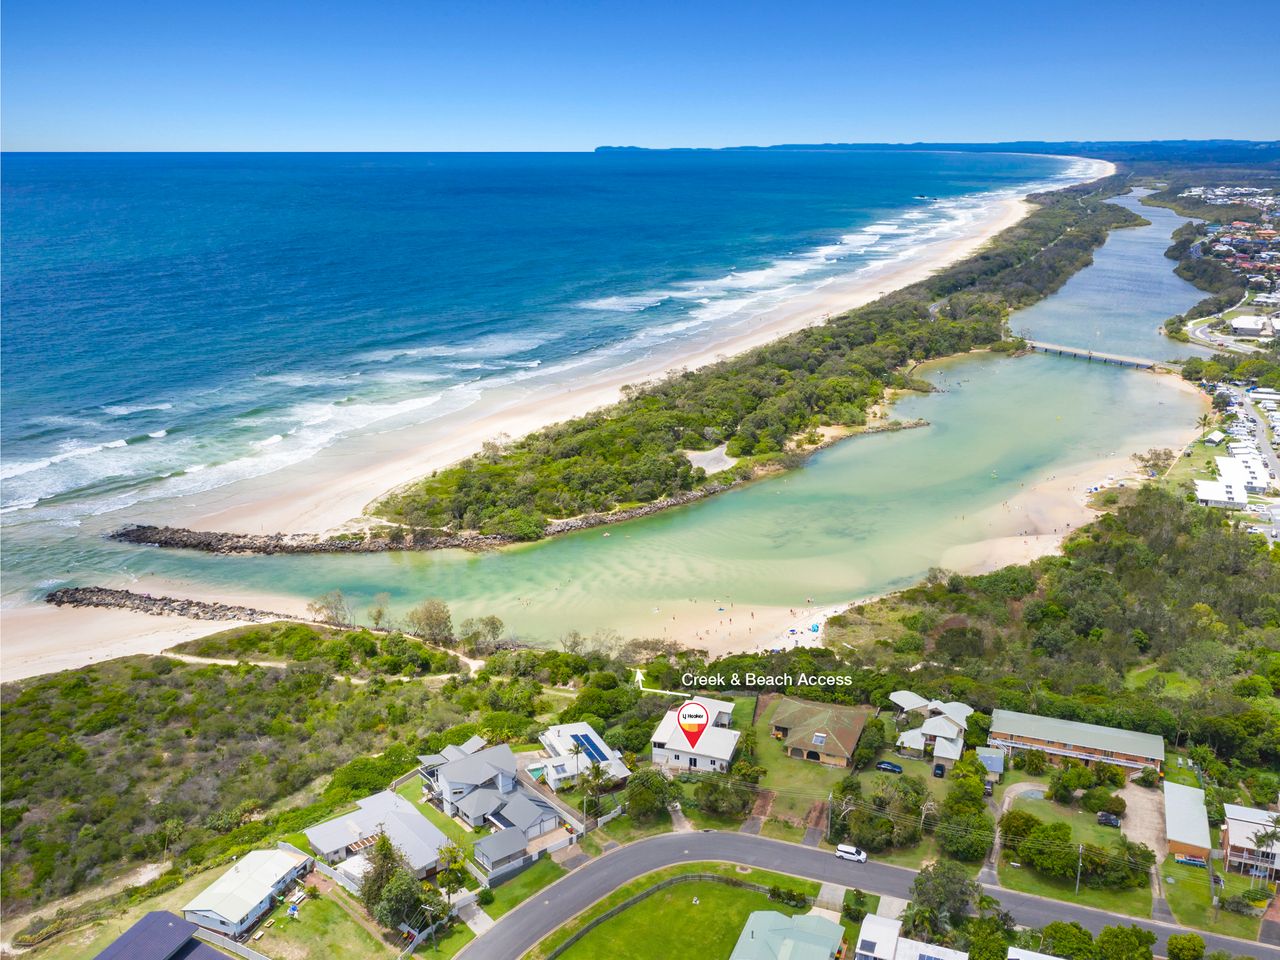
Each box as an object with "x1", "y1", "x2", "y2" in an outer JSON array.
[{"x1": 2, "y1": 150, "x2": 1091, "y2": 603}]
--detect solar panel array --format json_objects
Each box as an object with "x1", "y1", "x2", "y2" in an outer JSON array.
[{"x1": 570, "y1": 732, "x2": 608, "y2": 763}]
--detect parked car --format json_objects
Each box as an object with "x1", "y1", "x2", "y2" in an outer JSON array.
[
  {"x1": 835, "y1": 844, "x2": 868, "y2": 863},
  {"x1": 875, "y1": 761, "x2": 903, "y2": 774},
  {"x1": 1097, "y1": 812, "x2": 1122, "y2": 828},
  {"x1": 933, "y1": 763, "x2": 947, "y2": 778},
  {"x1": 983, "y1": 780, "x2": 994, "y2": 797}
]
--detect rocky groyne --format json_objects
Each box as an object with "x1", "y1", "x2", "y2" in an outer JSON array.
[{"x1": 45, "y1": 586, "x2": 287, "y2": 622}]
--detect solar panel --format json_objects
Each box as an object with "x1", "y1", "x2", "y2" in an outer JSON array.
[{"x1": 570, "y1": 732, "x2": 608, "y2": 763}]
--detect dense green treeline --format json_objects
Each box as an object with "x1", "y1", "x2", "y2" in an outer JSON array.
[{"x1": 375, "y1": 177, "x2": 1141, "y2": 538}]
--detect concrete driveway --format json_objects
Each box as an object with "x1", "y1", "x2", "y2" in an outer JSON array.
[{"x1": 1118, "y1": 780, "x2": 1168, "y2": 861}]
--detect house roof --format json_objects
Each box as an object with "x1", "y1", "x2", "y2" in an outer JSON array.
[
  {"x1": 652, "y1": 708, "x2": 741, "y2": 761},
  {"x1": 304, "y1": 790, "x2": 447, "y2": 873},
  {"x1": 853, "y1": 915, "x2": 900, "y2": 960},
  {"x1": 94, "y1": 912, "x2": 226, "y2": 960},
  {"x1": 1164, "y1": 782, "x2": 1211, "y2": 851},
  {"x1": 932, "y1": 736, "x2": 964, "y2": 761},
  {"x1": 920, "y1": 714, "x2": 964, "y2": 738},
  {"x1": 434, "y1": 744, "x2": 517, "y2": 788},
  {"x1": 896, "y1": 728, "x2": 927, "y2": 752},
  {"x1": 539, "y1": 722, "x2": 632, "y2": 781},
  {"x1": 474, "y1": 827, "x2": 527, "y2": 863},
  {"x1": 769, "y1": 697, "x2": 869, "y2": 760},
  {"x1": 889, "y1": 690, "x2": 928, "y2": 712},
  {"x1": 497, "y1": 792, "x2": 556, "y2": 832},
  {"x1": 183, "y1": 850, "x2": 308, "y2": 925},
  {"x1": 1224, "y1": 803, "x2": 1280, "y2": 854},
  {"x1": 975, "y1": 747, "x2": 1005, "y2": 775},
  {"x1": 418, "y1": 735, "x2": 487, "y2": 770},
  {"x1": 455, "y1": 787, "x2": 505, "y2": 820},
  {"x1": 729, "y1": 910, "x2": 844, "y2": 960},
  {"x1": 927, "y1": 700, "x2": 973, "y2": 725},
  {"x1": 989, "y1": 709, "x2": 1165, "y2": 762}
]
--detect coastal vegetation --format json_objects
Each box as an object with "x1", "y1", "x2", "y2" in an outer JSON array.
[{"x1": 374, "y1": 176, "x2": 1143, "y2": 539}]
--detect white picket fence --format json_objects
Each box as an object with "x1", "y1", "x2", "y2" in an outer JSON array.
[{"x1": 193, "y1": 929, "x2": 273, "y2": 960}]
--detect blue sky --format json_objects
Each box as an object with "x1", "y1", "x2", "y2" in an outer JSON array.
[{"x1": 3, "y1": 0, "x2": 1277, "y2": 151}]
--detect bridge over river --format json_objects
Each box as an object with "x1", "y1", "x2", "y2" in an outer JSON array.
[{"x1": 1025, "y1": 339, "x2": 1159, "y2": 370}]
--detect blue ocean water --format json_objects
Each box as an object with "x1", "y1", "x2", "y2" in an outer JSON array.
[{"x1": 1, "y1": 150, "x2": 1084, "y2": 596}]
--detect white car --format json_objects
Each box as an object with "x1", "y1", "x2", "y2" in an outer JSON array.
[{"x1": 835, "y1": 844, "x2": 868, "y2": 863}]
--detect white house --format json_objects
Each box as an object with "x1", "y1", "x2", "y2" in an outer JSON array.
[
  {"x1": 1222, "y1": 803, "x2": 1280, "y2": 880},
  {"x1": 535, "y1": 721, "x2": 631, "y2": 790},
  {"x1": 1204, "y1": 430, "x2": 1226, "y2": 446},
  {"x1": 182, "y1": 849, "x2": 311, "y2": 938},
  {"x1": 1218, "y1": 455, "x2": 1270, "y2": 493},
  {"x1": 853, "y1": 915, "x2": 968, "y2": 960},
  {"x1": 651, "y1": 696, "x2": 740, "y2": 773},
  {"x1": 893, "y1": 695, "x2": 972, "y2": 766},
  {"x1": 1195, "y1": 478, "x2": 1248, "y2": 509},
  {"x1": 304, "y1": 789, "x2": 448, "y2": 879},
  {"x1": 1229, "y1": 314, "x2": 1268, "y2": 337}
]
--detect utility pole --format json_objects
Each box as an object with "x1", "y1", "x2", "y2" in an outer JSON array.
[{"x1": 1074, "y1": 843, "x2": 1084, "y2": 894}]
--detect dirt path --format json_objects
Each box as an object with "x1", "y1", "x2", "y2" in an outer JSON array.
[{"x1": 1, "y1": 860, "x2": 170, "y2": 954}]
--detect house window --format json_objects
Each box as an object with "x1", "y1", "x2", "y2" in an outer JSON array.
[
  {"x1": 690, "y1": 757, "x2": 698, "y2": 768},
  {"x1": 673, "y1": 754, "x2": 680, "y2": 761},
  {"x1": 812, "y1": 733, "x2": 827, "y2": 747}
]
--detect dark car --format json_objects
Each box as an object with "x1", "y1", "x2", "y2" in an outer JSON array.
[
  {"x1": 1097, "y1": 811, "x2": 1122, "y2": 827},
  {"x1": 983, "y1": 780, "x2": 994, "y2": 797},
  {"x1": 933, "y1": 763, "x2": 946, "y2": 778},
  {"x1": 875, "y1": 760, "x2": 903, "y2": 774}
]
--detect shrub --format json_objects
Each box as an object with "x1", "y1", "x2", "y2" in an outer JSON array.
[
  {"x1": 1135, "y1": 767, "x2": 1160, "y2": 788},
  {"x1": 476, "y1": 887, "x2": 495, "y2": 906},
  {"x1": 1166, "y1": 932, "x2": 1205, "y2": 960},
  {"x1": 768, "y1": 885, "x2": 810, "y2": 908}
]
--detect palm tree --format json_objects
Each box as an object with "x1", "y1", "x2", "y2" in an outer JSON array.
[
  {"x1": 899, "y1": 902, "x2": 949, "y2": 943},
  {"x1": 1247, "y1": 814, "x2": 1280, "y2": 888},
  {"x1": 1197, "y1": 412, "x2": 1214, "y2": 433}
]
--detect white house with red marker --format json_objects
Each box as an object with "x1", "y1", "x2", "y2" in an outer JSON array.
[{"x1": 650, "y1": 696, "x2": 740, "y2": 773}]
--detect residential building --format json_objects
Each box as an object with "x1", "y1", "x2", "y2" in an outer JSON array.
[
  {"x1": 650, "y1": 696, "x2": 740, "y2": 773},
  {"x1": 975, "y1": 746, "x2": 1005, "y2": 782},
  {"x1": 534, "y1": 721, "x2": 631, "y2": 790},
  {"x1": 1222, "y1": 803, "x2": 1280, "y2": 880},
  {"x1": 1218, "y1": 455, "x2": 1270, "y2": 493},
  {"x1": 94, "y1": 911, "x2": 226, "y2": 960},
  {"x1": 1195, "y1": 478, "x2": 1248, "y2": 509},
  {"x1": 1164, "y1": 781, "x2": 1212, "y2": 863},
  {"x1": 304, "y1": 789, "x2": 448, "y2": 879},
  {"x1": 1229, "y1": 314, "x2": 1268, "y2": 337},
  {"x1": 182, "y1": 849, "x2": 311, "y2": 939},
  {"x1": 893, "y1": 694, "x2": 972, "y2": 767},
  {"x1": 768, "y1": 696, "x2": 870, "y2": 767},
  {"x1": 730, "y1": 910, "x2": 844, "y2": 960},
  {"x1": 473, "y1": 827, "x2": 531, "y2": 875},
  {"x1": 853, "y1": 915, "x2": 968, "y2": 960},
  {"x1": 987, "y1": 709, "x2": 1164, "y2": 770},
  {"x1": 1007, "y1": 950, "x2": 1061, "y2": 960},
  {"x1": 1204, "y1": 430, "x2": 1226, "y2": 445}
]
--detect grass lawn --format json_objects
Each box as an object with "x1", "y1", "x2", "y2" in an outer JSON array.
[
  {"x1": 1161, "y1": 856, "x2": 1262, "y2": 941},
  {"x1": 1125, "y1": 663, "x2": 1201, "y2": 697},
  {"x1": 578, "y1": 831, "x2": 603, "y2": 857},
  {"x1": 256, "y1": 890, "x2": 392, "y2": 958},
  {"x1": 1010, "y1": 796, "x2": 1118, "y2": 849},
  {"x1": 282, "y1": 831, "x2": 316, "y2": 855},
  {"x1": 759, "y1": 818, "x2": 808, "y2": 844},
  {"x1": 486, "y1": 857, "x2": 566, "y2": 918},
  {"x1": 598, "y1": 811, "x2": 672, "y2": 844},
  {"x1": 753, "y1": 698, "x2": 853, "y2": 823},
  {"x1": 730, "y1": 694, "x2": 757, "y2": 729},
  {"x1": 395, "y1": 781, "x2": 483, "y2": 856},
  {"x1": 998, "y1": 859, "x2": 1152, "y2": 916},
  {"x1": 553, "y1": 879, "x2": 799, "y2": 960},
  {"x1": 528, "y1": 862, "x2": 820, "y2": 958},
  {"x1": 414, "y1": 920, "x2": 475, "y2": 958},
  {"x1": 840, "y1": 890, "x2": 882, "y2": 945},
  {"x1": 682, "y1": 805, "x2": 750, "y2": 832}
]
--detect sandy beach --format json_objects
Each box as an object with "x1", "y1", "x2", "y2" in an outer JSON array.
[
  {"x1": 4, "y1": 160, "x2": 1139, "y2": 681},
  {"x1": 179, "y1": 190, "x2": 1067, "y2": 537}
]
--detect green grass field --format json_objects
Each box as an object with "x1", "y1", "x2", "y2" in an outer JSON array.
[
  {"x1": 415, "y1": 920, "x2": 475, "y2": 958},
  {"x1": 255, "y1": 890, "x2": 392, "y2": 958},
  {"x1": 1161, "y1": 856, "x2": 1262, "y2": 941},
  {"x1": 753, "y1": 698, "x2": 852, "y2": 823},
  {"x1": 997, "y1": 860, "x2": 1152, "y2": 917},
  {"x1": 528, "y1": 863, "x2": 820, "y2": 959},
  {"x1": 1010, "y1": 795, "x2": 1118, "y2": 848},
  {"x1": 486, "y1": 857, "x2": 566, "y2": 918},
  {"x1": 598, "y1": 811, "x2": 673, "y2": 844},
  {"x1": 1125, "y1": 663, "x2": 1202, "y2": 698}
]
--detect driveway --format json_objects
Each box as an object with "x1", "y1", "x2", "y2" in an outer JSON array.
[
  {"x1": 453, "y1": 831, "x2": 1278, "y2": 960},
  {"x1": 1118, "y1": 780, "x2": 1167, "y2": 862}
]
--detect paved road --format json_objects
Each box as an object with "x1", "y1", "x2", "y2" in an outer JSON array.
[{"x1": 456, "y1": 832, "x2": 1277, "y2": 960}]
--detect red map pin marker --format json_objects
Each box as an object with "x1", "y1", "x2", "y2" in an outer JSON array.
[{"x1": 678, "y1": 700, "x2": 711, "y2": 750}]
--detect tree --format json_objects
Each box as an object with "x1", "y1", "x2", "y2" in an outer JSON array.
[
  {"x1": 1131, "y1": 448, "x2": 1175, "y2": 476},
  {"x1": 359, "y1": 833, "x2": 408, "y2": 911},
  {"x1": 899, "y1": 902, "x2": 949, "y2": 943},
  {"x1": 308, "y1": 589, "x2": 351, "y2": 625},
  {"x1": 1040, "y1": 921, "x2": 1097, "y2": 960},
  {"x1": 435, "y1": 840, "x2": 468, "y2": 904},
  {"x1": 374, "y1": 868, "x2": 425, "y2": 929},
  {"x1": 404, "y1": 599, "x2": 454, "y2": 645},
  {"x1": 998, "y1": 809, "x2": 1042, "y2": 850},
  {"x1": 1095, "y1": 924, "x2": 1155, "y2": 960},
  {"x1": 625, "y1": 768, "x2": 676, "y2": 821},
  {"x1": 1165, "y1": 933, "x2": 1205, "y2": 960},
  {"x1": 963, "y1": 916, "x2": 1010, "y2": 960},
  {"x1": 1022, "y1": 749, "x2": 1048, "y2": 775},
  {"x1": 938, "y1": 810, "x2": 995, "y2": 861},
  {"x1": 910, "y1": 860, "x2": 979, "y2": 923},
  {"x1": 1019, "y1": 822, "x2": 1077, "y2": 880},
  {"x1": 367, "y1": 592, "x2": 392, "y2": 630}
]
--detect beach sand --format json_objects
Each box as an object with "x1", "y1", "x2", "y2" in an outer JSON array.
[
  {"x1": 178, "y1": 191, "x2": 1060, "y2": 537},
  {"x1": 4, "y1": 161, "x2": 1137, "y2": 680}
]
